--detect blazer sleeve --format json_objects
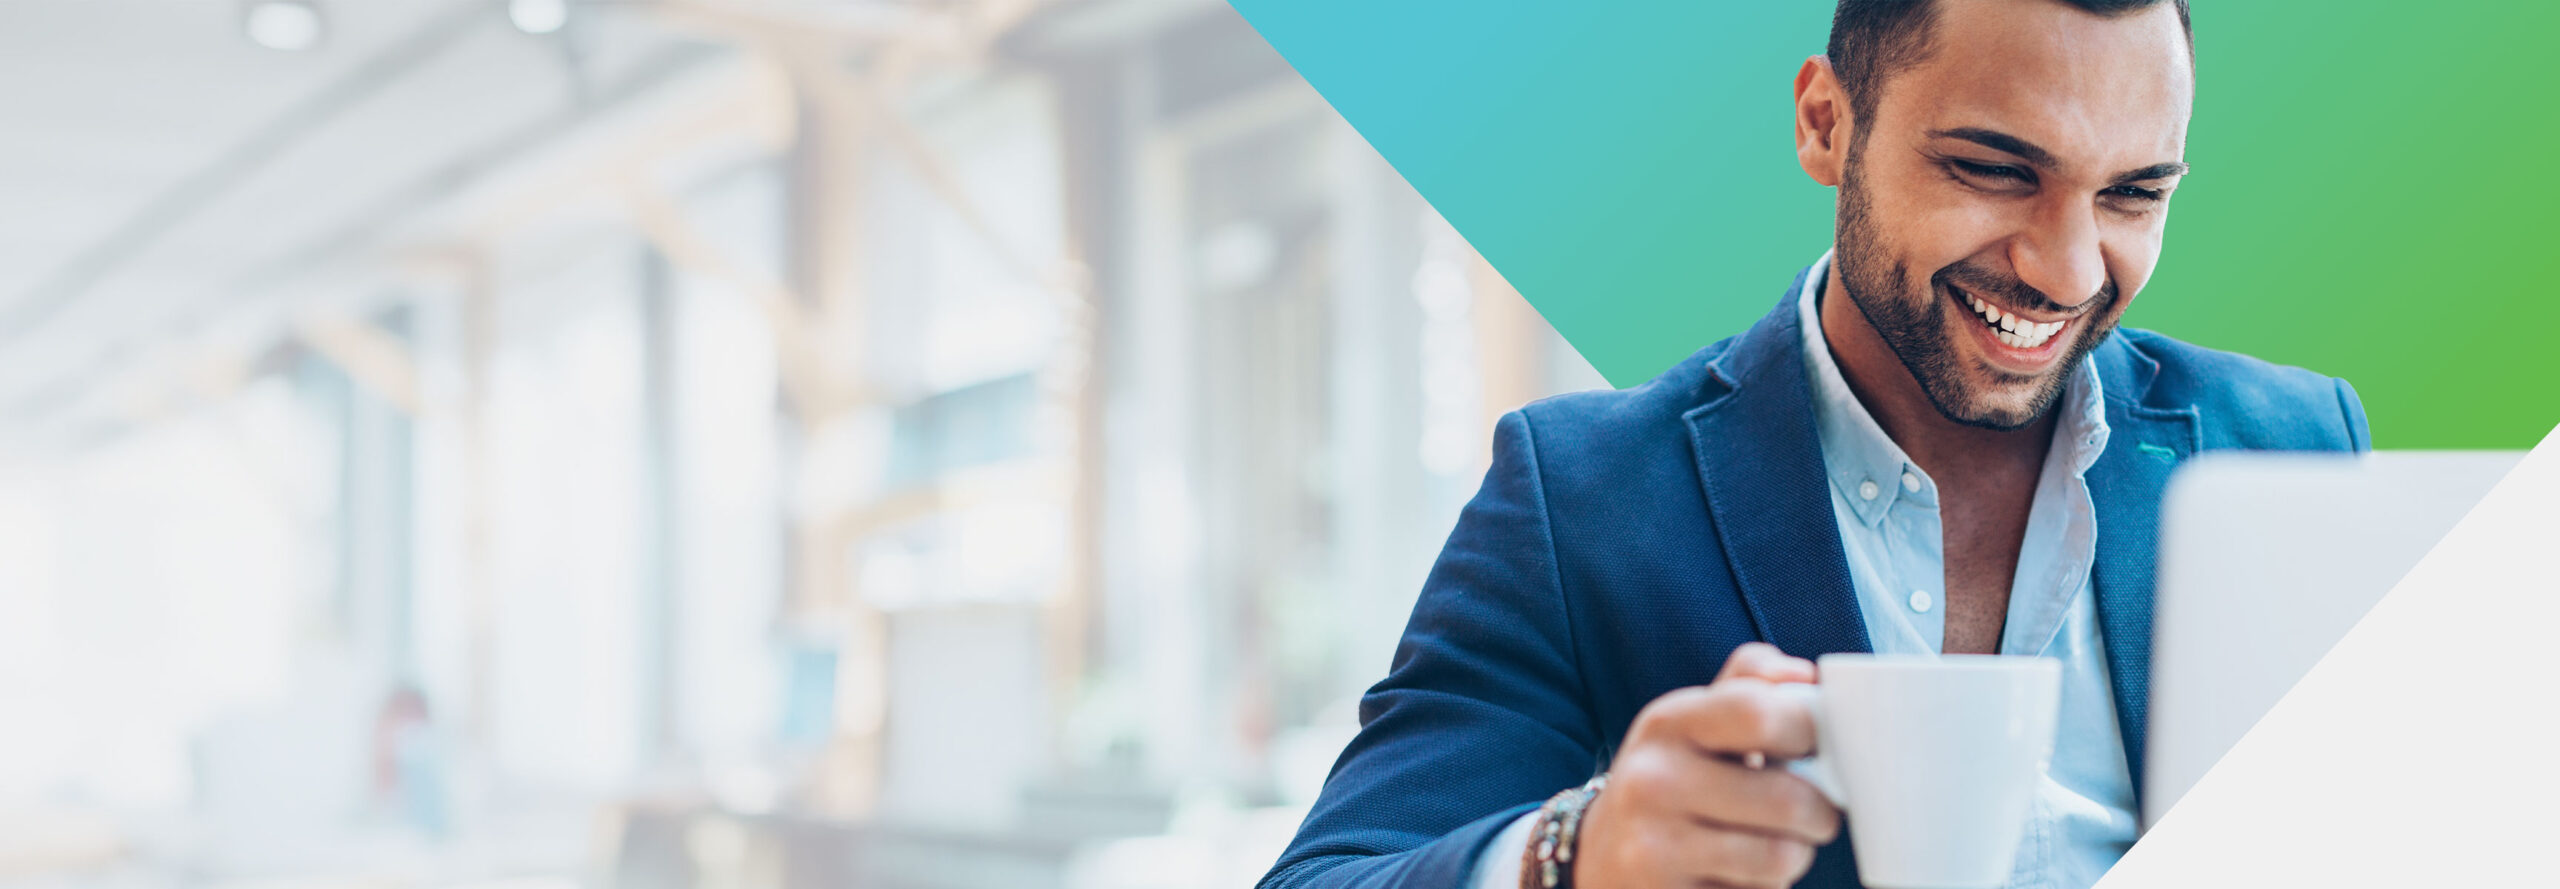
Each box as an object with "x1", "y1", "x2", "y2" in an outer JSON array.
[{"x1": 1258, "y1": 410, "x2": 1606, "y2": 889}]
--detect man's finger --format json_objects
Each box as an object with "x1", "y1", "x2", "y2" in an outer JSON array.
[
  {"x1": 1612, "y1": 745, "x2": 1840, "y2": 845},
  {"x1": 1638, "y1": 680, "x2": 1819, "y2": 759},
  {"x1": 1716, "y1": 642, "x2": 1817, "y2": 684},
  {"x1": 1653, "y1": 824, "x2": 1818, "y2": 889},
  {"x1": 1685, "y1": 755, "x2": 1841, "y2": 846}
]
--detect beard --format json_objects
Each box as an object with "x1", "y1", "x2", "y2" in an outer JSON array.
[{"x1": 1831, "y1": 160, "x2": 2122, "y2": 431}]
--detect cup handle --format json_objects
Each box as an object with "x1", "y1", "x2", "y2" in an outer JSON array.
[{"x1": 1770, "y1": 682, "x2": 1845, "y2": 807}]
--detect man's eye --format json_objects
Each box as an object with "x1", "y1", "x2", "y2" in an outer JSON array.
[
  {"x1": 1951, "y1": 159, "x2": 2029, "y2": 182},
  {"x1": 2106, "y1": 185, "x2": 2166, "y2": 202}
]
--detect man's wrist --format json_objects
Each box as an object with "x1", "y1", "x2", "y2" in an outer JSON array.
[{"x1": 1520, "y1": 774, "x2": 1608, "y2": 889}]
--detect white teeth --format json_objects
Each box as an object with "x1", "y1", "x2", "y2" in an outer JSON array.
[{"x1": 1967, "y1": 294, "x2": 2064, "y2": 348}]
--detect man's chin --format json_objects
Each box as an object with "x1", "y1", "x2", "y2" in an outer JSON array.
[
  {"x1": 1948, "y1": 405, "x2": 2044, "y2": 432},
  {"x1": 1929, "y1": 377, "x2": 2059, "y2": 431}
]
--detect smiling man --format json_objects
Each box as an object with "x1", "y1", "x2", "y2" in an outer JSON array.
[{"x1": 1259, "y1": 1, "x2": 2369, "y2": 888}]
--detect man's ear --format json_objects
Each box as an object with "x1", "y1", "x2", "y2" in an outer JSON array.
[{"x1": 1795, "y1": 55, "x2": 1850, "y2": 188}]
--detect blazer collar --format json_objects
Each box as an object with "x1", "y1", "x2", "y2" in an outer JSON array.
[{"x1": 1683, "y1": 267, "x2": 1874, "y2": 660}]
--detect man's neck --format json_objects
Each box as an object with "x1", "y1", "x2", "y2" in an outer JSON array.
[{"x1": 1817, "y1": 261, "x2": 2057, "y2": 478}]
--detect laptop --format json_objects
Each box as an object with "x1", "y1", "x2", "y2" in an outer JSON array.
[{"x1": 2144, "y1": 449, "x2": 2523, "y2": 829}]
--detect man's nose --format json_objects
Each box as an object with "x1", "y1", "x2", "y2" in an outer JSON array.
[{"x1": 2008, "y1": 201, "x2": 2108, "y2": 309}]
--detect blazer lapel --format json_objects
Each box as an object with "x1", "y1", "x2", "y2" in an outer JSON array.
[
  {"x1": 1684, "y1": 277, "x2": 1873, "y2": 660},
  {"x1": 2086, "y1": 336, "x2": 2198, "y2": 807}
]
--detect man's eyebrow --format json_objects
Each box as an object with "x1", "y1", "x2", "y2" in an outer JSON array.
[
  {"x1": 1929, "y1": 127, "x2": 2055, "y2": 168},
  {"x1": 2113, "y1": 162, "x2": 2191, "y2": 184}
]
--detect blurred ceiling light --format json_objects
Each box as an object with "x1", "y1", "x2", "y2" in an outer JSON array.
[
  {"x1": 242, "y1": 0, "x2": 324, "y2": 52},
  {"x1": 508, "y1": 0, "x2": 569, "y2": 35}
]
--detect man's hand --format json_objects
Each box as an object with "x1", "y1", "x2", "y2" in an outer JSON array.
[{"x1": 1572, "y1": 643, "x2": 1840, "y2": 889}]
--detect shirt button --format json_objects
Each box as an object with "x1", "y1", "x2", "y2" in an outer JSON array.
[
  {"x1": 1909, "y1": 589, "x2": 1935, "y2": 612},
  {"x1": 1901, "y1": 471, "x2": 1921, "y2": 492},
  {"x1": 1858, "y1": 480, "x2": 1880, "y2": 501}
]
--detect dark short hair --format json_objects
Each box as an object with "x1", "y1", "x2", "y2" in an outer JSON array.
[{"x1": 1827, "y1": 0, "x2": 2193, "y2": 127}]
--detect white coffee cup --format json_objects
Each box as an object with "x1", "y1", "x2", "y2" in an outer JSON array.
[{"x1": 1778, "y1": 654, "x2": 2063, "y2": 889}]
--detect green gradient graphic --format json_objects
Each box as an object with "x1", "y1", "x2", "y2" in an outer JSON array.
[{"x1": 1228, "y1": 1, "x2": 2560, "y2": 448}]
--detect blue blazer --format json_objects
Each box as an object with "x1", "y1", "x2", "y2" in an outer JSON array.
[{"x1": 1261, "y1": 270, "x2": 2371, "y2": 889}]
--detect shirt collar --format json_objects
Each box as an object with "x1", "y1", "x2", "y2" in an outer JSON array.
[{"x1": 1795, "y1": 249, "x2": 2110, "y2": 525}]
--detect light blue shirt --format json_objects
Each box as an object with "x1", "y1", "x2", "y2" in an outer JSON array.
[
  {"x1": 1471, "y1": 252, "x2": 2137, "y2": 889},
  {"x1": 1795, "y1": 250, "x2": 2137, "y2": 889}
]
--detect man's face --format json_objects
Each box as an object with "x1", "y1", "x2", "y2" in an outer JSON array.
[{"x1": 1831, "y1": 0, "x2": 2193, "y2": 429}]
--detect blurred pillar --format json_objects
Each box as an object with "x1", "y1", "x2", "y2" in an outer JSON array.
[
  {"x1": 639, "y1": 246, "x2": 684, "y2": 766},
  {"x1": 783, "y1": 65, "x2": 887, "y2": 818},
  {"x1": 460, "y1": 253, "x2": 500, "y2": 748},
  {"x1": 1326, "y1": 124, "x2": 1432, "y2": 708},
  {"x1": 1048, "y1": 46, "x2": 1127, "y2": 767}
]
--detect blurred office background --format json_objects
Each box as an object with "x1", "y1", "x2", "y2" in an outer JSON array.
[{"x1": 0, "y1": 1, "x2": 1609, "y2": 887}]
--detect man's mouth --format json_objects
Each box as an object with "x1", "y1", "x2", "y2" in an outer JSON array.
[{"x1": 1958, "y1": 288, "x2": 2067, "y2": 351}]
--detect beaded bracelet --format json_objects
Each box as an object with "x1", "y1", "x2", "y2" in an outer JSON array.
[{"x1": 1518, "y1": 773, "x2": 1609, "y2": 889}]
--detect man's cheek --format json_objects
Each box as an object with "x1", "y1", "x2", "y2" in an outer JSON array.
[{"x1": 1906, "y1": 213, "x2": 1980, "y2": 254}]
